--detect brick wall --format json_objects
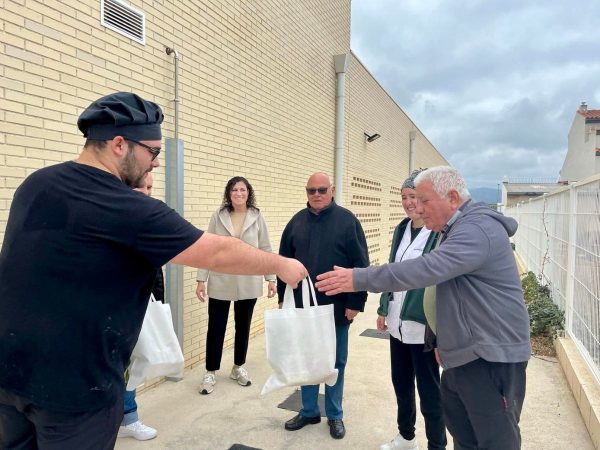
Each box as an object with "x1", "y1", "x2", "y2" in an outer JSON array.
[
  {"x1": 346, "y1": 54, "x2": 449, "y2": 266},
  {"x1": 0, "y1": 0, "x2": 447, "y2": 371}
]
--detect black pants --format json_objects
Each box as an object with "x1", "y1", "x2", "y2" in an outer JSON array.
[
  {"x1": 441, "y1": 358, "x2": 527, "y2": 450},
  {"x1": 390, "y1": 337, "x2": 447, "y2": 450},
  {"x1": 206, "y1": 297, "x2": 257, "y2": 371},
  {"x1": 0, "y1": 387, "x2": 122, "y2": 450}
]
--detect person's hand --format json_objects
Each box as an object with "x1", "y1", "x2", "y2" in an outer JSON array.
[
  {"x1": 345, "y1": 308, "x2": 359, "y2": 321},
  {"x1": 277, "y1": 257, "x2": 307, "y2": 288},
  {"x1": 376, "y1": 315, "x2": 387, "y2": 331},
  {"x1": 315, "y1": 266, "x2": 354, "y2": 296},
  {"x1": 267, "y1": 280, "x2": 277, "y2": 298},
  {"x1": 196, "y1": 281, "x2": 207, "y2": 302},
  {"x1": 278, "y1": 302, "x2": 283, "y2": 309},
  {"x1": 434, "y1": 348, "x2": 442, "y2": 366}
]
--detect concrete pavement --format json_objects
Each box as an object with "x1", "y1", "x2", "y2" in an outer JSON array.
[{"x1": 115, "y1": 294, "x2": 594, "y2": 450}]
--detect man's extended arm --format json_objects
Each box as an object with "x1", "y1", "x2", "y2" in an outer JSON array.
[
  {"x1": 317, "y1": 221, "x2": 491, "y2": 295},
  {"x1": 172, "y1": 232, "x2": 306, "y2": 287}
]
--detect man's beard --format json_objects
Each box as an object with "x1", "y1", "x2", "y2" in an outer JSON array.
[{"x1": 120, "y1": 148, "x2": 147, "y2": 188}]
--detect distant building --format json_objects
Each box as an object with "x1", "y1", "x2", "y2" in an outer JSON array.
[
  {"x1": 559, "y1": 102, "x2": 600, "y2": 183},
  {"x1": 501, "y1": 178, "x2": 562, "y2": 208}
]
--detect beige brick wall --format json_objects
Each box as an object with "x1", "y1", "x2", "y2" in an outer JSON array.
[
  {"x1": 0, "y1": 0, "x2": 447, "y2": 372},
  {"x1": 346, "y1": 54, "x2": 449, "y2": 266}
]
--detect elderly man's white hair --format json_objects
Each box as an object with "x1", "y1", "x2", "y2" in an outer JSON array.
[{"x1": 414, "y1": 166, "x2": 471, "y2": 201}]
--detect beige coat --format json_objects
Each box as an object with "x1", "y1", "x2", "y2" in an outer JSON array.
[{"x1": 196, "y1": 207, "x2": 276, "y2": 301}]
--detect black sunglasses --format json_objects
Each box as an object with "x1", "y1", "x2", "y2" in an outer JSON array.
[
  {"x1": 305, "y1": 186, "x2": 330, "y2": 195},
  {"x1": 126, "y1": 139, "x2": 161, "y2": 161}
]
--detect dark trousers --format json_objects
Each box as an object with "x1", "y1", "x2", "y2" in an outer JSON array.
[
  {"x1": 0, "y1": 387, "x2": 122, "y2": 450},
  {"x1": 206, "y1": 297, "x2": 257, "y2": 371},
  {"x1": 390, "y1": 337, "x2": 447, "y2": 450},
  {"x1": 441, "y1": 358, "x2": 527, "y2": 450}
]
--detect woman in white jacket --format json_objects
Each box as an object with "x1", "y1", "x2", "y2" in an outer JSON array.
[
  {"x1": 378, "y1": 170, "x2": 446, "y2": 450},
  {"x1": 196, "y1": 176, "x2": 276, "y2": 395}
]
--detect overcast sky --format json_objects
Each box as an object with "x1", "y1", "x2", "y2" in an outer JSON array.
[{"x1": 351, "y1": 0, "x2": 600, "y2": 188}]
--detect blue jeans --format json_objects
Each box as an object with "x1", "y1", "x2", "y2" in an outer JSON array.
[
  {"x1": 122, "y1": 390, "x2": 138, "y2": 426},
  {"x1": 300, "y1": 323, "x2": 349, "y2": 420}
]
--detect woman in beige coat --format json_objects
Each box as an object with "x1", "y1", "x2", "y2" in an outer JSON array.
[{"x1": 196, "y1": 176, "x2": 276, "y2": 395}]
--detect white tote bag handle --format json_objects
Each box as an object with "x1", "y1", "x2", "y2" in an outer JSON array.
[{"x1": 282, "y1": 277, "x2": 318, "y2": 309}]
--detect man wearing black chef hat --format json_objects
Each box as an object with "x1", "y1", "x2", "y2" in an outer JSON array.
[{"x1": 0, "y1": 92, "x2": 307, "y2": 449}]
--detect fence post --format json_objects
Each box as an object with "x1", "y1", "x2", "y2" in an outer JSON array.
[{"x1": 565, "y1": 184, "x2": 577, "y2": 336}]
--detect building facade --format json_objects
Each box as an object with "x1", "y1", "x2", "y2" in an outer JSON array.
[
  {"x1": 0, "y1": 0, "x2": 448, "y2": 369},
  {"x1": 559, "y1": 102, "x2": 600, "y2": 184}
]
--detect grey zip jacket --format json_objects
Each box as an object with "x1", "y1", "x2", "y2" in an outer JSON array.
[{"x1": 354, "y1": 201, "x2": 531, "y2": 369}]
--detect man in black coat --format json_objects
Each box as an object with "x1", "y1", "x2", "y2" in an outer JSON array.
[{"x1": 277, "y1": 172, "x2": 369, "y2": 440}]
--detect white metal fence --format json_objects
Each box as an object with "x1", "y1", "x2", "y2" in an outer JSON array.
[{"x1": 506, "y1": 174, "x2": 600, "y2": 382}]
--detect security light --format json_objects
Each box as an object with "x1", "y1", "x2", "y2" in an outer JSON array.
[{"x1": 364, "y1": 132, "x2": 381, "y2": 143}]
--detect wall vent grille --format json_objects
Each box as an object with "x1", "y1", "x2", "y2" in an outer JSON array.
[{"x1": 101, "y1": 0, "x2": 145, "y2": 45}]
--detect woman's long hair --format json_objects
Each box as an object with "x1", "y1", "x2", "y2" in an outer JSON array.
[{"x1": 221, "y1": 176, "x2": 257, "y2": 212}]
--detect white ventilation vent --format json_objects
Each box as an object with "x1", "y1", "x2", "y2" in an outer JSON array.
[{"x1": 101, "y1": 0, "x2": 145, "y2": 45}]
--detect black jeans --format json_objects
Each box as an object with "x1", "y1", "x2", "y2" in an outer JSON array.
[
  {"x1": 441, "y1": 358, "x2": 527, "y2": 450},
  {"x1": 0, "y1": 387, "x2": 122, "y2": 450},
  {"x1": 390, "y1": 337, "x2": 446, "y2": 450},
  {"x1": 205, "y1": 297, "x2": 257, "y2": 371}
]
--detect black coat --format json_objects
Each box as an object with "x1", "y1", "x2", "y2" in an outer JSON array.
[{"x1": 277, "y1": 201, "x2": 369, "y2": 325}]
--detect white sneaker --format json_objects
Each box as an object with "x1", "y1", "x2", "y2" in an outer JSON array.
[
  {"x1": 230, "y1": 365, "x2": 252, "y2": 386},
  {"x1": 380, "y1": 433, "x2": 419, "y2": 450},
  {"x1": 118, "y1": 420, "x2": 157, "y2": 441},
  {"x1": 200, "y1": 372, "x2": 216, "y2": 394}
]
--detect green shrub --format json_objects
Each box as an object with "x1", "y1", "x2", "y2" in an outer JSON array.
[
  {"x1": 521, "y1": 272, "x2": 564, "y2": 337},
  {"x1": 521, "y1": 272, "x2": 539, "y2": 304}
]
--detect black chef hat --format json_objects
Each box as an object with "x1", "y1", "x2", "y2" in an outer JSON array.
[{"x1": 77, "y1": 92, "x2": 164, "y2": 141}]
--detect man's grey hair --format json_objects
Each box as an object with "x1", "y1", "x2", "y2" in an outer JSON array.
[{"x1": 414, "y1": 166, "x2": 471, "y2": 201}]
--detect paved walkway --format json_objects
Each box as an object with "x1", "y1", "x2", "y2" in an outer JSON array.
[{"x1": 115, "y1": 294, "x2": 593, "y2": 450}]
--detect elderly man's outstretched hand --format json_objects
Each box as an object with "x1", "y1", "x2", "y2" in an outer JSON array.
[
  {"x1": 277, "y1": 257, "x2": 308, "y2": 288},
  {"x1": 315, "y1": 265, "x2": 355, "y2": 295}
]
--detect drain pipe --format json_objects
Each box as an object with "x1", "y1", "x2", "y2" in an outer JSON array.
[
  {"x1": 333, "y1": 54, "x2": 350, "y2": 206},
  {"x1": 165, "y1": 47, "x2": 180, "y2": 142},
  {"x1": 408, "y1": 130, "x2": 416, "y2": 175},
  {"x1": 164, "y1": 46, "x2": 184, "y2": 349}
]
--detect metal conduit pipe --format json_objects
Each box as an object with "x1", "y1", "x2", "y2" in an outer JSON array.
[
  {"x1": 409, "y1": 130, "x2": 416, "y2": 175},
  {"x1": 165, "y1": 47, "x2": 180, "y2": 142},
  {"x1": 333, "y1": 54, "x2": 350, "y2": 206},
  {"x1": 164, "y1": 46, "x2": 184, "y2": 349}
]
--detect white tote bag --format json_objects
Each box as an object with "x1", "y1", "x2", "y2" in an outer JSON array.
[
  {"x1": 126, "y1": 295, "x2": 185, "y2": 390},
  {"x1": 261, "y1": 278, "x2": 338, "y2": 395}
]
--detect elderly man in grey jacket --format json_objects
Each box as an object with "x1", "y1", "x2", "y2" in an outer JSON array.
[{"x1": 316, "y1": 166, "x2": 530, "y2": 450}]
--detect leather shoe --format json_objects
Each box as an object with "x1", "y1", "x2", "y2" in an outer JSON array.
[
  {"x1": 284, "y1": 413, "x2": 321, "y2": 431},
  {"x1": 328, "y1": 419, "x2": 345, "y2": 439}
]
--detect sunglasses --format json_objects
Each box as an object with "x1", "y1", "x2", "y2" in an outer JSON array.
[
  {"x1": 305, "y1": 186, "x2": 330, "y2": 195},
  {"x1": 126, "y1": 139, "x2": 161, "y2": 161}
]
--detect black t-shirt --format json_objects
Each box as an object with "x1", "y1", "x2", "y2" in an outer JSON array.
[
  {"x1": 0, "y1": 162, "x2": 203, "y2": 412},
  {"x1": 410, "y1": 225, "x2": 423, "y2": 243}
]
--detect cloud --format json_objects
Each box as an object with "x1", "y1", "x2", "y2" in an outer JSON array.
[{"x1": 351, "y1": 0, "x2": 600, "y2": 187}]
